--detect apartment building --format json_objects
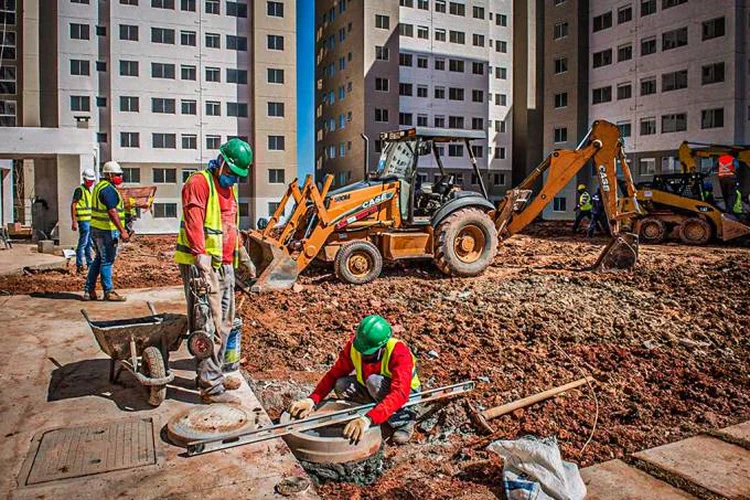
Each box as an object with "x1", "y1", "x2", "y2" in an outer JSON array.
[
  {"x1": 543, "y1": 0, "x2": 749, "y2": 219},
  {"x1": 315, "y1": 0, "x2": 515, "y2": 201},
  {"x1": 1, "y1": 0, "x2": 296, "y2": 234}
]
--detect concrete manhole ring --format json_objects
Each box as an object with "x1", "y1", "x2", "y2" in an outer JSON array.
[{"x1": 167, "y1": 403, "x2": 257, "y2": 447}]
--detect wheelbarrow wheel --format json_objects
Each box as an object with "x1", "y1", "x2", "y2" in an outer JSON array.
[{"x1": 142, "y1": 346, "x2": 167, "y2": 407}]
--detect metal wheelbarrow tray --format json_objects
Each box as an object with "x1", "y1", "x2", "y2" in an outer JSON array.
[{"x1": 81, "y1": 302, "x2": 188, "y2": 407}]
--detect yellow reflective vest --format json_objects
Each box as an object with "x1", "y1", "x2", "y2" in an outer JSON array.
[
  {"x1": 350, "y1": 337, "x2": 421, "y2": 390},
  {"x1": 90, "y1": 180, "x2": 124, "y2": 231},
  {"x1": 74, "y1": 184, "x2": 92, "y2": 222},
  {"x1": 174, "y1": 170, "x2": 239, "y2": 269},
  {"x1": 578, "y1": 191, "x2": 592, "y2": 211}
]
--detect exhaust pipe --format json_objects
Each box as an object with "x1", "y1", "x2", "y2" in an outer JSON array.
[{"x1": 361, "y1": 133, "x2": 369, "y2": 181}]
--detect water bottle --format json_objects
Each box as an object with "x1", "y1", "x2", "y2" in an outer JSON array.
[{"x1": 222, "y1": 317, "x2": 243, "y2": 373}]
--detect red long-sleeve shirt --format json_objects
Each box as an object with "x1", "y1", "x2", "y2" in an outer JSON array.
[
  {"x1": 182, "y1": 172, "x2": 237, "y2": 264},
  {"x1": 309, "y1": 338, "x2": 414, "y2": 425}
]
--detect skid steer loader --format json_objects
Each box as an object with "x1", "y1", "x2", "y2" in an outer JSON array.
[{"x1": 244, "y1": 120, "x2": 642, "y2": 292}]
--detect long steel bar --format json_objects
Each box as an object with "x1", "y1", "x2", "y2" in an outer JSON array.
[{"x1": 185, "y1": 380, "x2": 474, "y2": 456}]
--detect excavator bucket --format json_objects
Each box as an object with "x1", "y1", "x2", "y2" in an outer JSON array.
[
  {"x1": 245, "y1": 232, "x2": 299, "y2": 292},
  {"x1": 593, "y1": 232, "x2": 639, "y2": 272},
  {"x1": 720, "y1": 214, "x2": 750, "y2": 242}
]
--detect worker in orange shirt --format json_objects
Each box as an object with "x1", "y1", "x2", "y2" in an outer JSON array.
[{"x1": 717, "y1": 154, "x2": 739, "y2": 213}]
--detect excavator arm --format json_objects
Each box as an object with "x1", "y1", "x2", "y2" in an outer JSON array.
[
  {"x1": 678, "y1": 141, "x2": 750, "y2": 173},
  {"x1": 493, "y1": 120, "x2": 643, "y2": 271}
]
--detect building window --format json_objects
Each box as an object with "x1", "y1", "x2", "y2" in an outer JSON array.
[
  {"x1": 641, "y1": 0, "x2": 656, "y2": 16},
  {"x1": 617, "y1": 83, "x2": 632, "y2": 100},
  {"x1": 641, "y1": 36, "x2": 656, "y2": 55},
  {"x1": 375, "y1": 14, "x2": 389, "y2": 29},
  {"x1": 151, "y1": 27, "x2": 175, "y2": 44},
  {"x1": 399, "y1": 83, "x2": 413, "y2": 96},
  {"x1": 120, "y1": 132, "x2": 139, "y2": 148},
  {"x1": 399, "y1": 23, "x2": 414, "y2": 37},
  {"x1": 472, "y1": 89, "x2": 484, "y2": 103},
  {"x1": 226, "y1": 1, "x2": 247, "y2": 17},
  {"x1": 152, "y1": 133, "x2": 177, "y2": 149},
  {"x1": 227, "y1": 102, "x2": 248, "y2": 117},
  {"x1": 434, "y1": 58, "x2": 445, "y2": 70},
  {"x1": 496, "y1": 93, "x2": 507, "y2": 106},
  {"x1": 399, "y1": 54, "x2": 413, "y2": 67},
  {"x1": 206, "y1": 135, "x2": 221, "y2": 149},
  {"x1": 120, "y1": 96, "x2": 139, "y2": 112},
  {"x1": 151, "y1": 0, "x2": 174, "y2": 8},
  {"x1": 418, "y1": 0, "x2": 428, "y2": 9},
  {"x1": 554, "y1": 127, "x2": 568, "y2": 143},
  {"x1": 95, "y1": 61, "x2": 106, "y2": 72},
  {"x1": 0, "y1": 66, "x2": 14, "y2": 95},
  {"x1": 122, "y1": 167, "x2": 141, "y2": 182},
  {"x1": 205, "y1": 33, "x2": 220, "y2": 48},
  {"x1": 227, "y1": 68, "x2": 247, "y2": 84},
  {"x1": 472, "y1": 62, "x2": 484, "y2": 75},
  {"x1": 0, "y1": 31, "x2": 16, "y2": 61},
  {"x1": 181, "y1": 30, "x2": 196, "y2": 46},
  {"x1": 153, "y1": 203, "x2": 177, "y2": 219},
  {"x1": 701, "y1": 62, "x2": 725, "y2": 85},
  {"x1": 493, "y1": 173, "x2": 506, "y2": 186},
  {"x1": 496, "y1": 14, "x2": 507, "y2": 26},
  {"x1": 495, "y1": 67, "x2": 507, "y2": 79},
  {"x1": 205, "y1": 0, "x2": 219, "y2": 13},
  {"x1": 448, "y1": 87, "x2": 464, "y2": 101},
  {"x1": 417, "y1": 85, "x2": 428, "y2": 98},
  {"x1": 267, "y1": 102, "x2": 284, "y2": 117},
  {"x1": 640, "y1": 77, "x2": 657, "y2": 96},
  {"x1": 435, "y1": 28, "x2": 446, "y2": 42},
  {"x1": 226, "y1": 35, "x2": 247, "y2": 51},
  {"x1": 375, "y1": 46, "x2": 389, "y2": 61},
  {"x1": 702, "y1": 17, "x2": 725, "y2": 41},
  {"x1": 701, "y1": 108, "x2": 724, "y2": 129},
  {"x1": 618, "y1": 5, "x2": 633, "y2": 24},
  {"x1": 552, "y1": 197, "x2": 567, "y2": 212},
  {"x1": 267, "y1": 68, "x2": 284, "y2": 84},
  {"x1": 449, "y1": 2, "x2": 465, "y2": 16},
  {"x1": 554, "y1": 57, "x2": 568, "y2": 74},
  {"x1": 662, "y1": 113, "x2": 687, "y2": 133},
  {"x1": 267, "y1": 34, "x2": 284, "y2": 50},
  {"x1": 662, "y1": 0, "x2": 687, "y2": 9},
  {"x1": 70, "y1": 23, "x2": 90, "y2": 40},
  {"x1": 496, "y1": 40, "x2": 507, "y2": 53},
  {"x1": 181, "y1": 65, "x2": 196, "y2": 80},
  {"x1": 448, "y1": 116, "x2": 463, "y2": 128},
  {"x1": 434, "y1": 87, "x2": 445, "y2": 99},
  {"x1": 448, "y1": 144, "x2": 463, "y2": 157},
  {"x1": 268, "y1": 202, "x2": 280, "y2": 217},
  {"x1": 0, "y1": 0, "x2": 17, "y2": 23},
  {"x1": 267, "y1": 0, "x2": 283, "y2": 16},
  {"x1": 554, "y1": 92, "x2": 568, "y2": 108},
  {"x1": 151, "y1": 62, "x2": 175, "y2": 79},
  {"x1": 374, "y1": 108, "x2": 389, "y2": 122},
  {"x1": 120, "y1": 0, "x2": 138, "y2": 5},
  {"x1": 182, "y1": 134, "x2": 197, "y2": 149},
  {"x1": 471, "y1": 117, "x2": 484, "y2": 130},
  {"x1": 593, "y1": 48, "x2": 612, "y2": 68},
  {"x1": 70, "y1": 95, "x2": 90, "y2": 112},
  {"x1": 435, "y1": 0, "x2": 446, "y2": 12},
  {"x1": 448, "y1": 59, "x2": 464, "y2": 72},
  {"x1": 662, "y1": 69, "x2": 688, "y2": 92},
  {"x1": 639, "y1": 158, "x2": 656, "y2": 175},
  {"x1": 494, "y1": 147, "x2": 506, "y2": 160},
  {"x1": 640, "y1": 117, "x2": 656, "y2": 135},
  {"x1": 417, "y1": 25, "x2": 429, "y2": 39},
  {"x1": 152, "y1": 97, "x2": 175, "y2": 113},
  {"x1": 205, "y1": 67, "x2": 220, "y2": 82},
  {"x1": 268, "y1": 169, "x2": 285, "y2": 184},
  {"x1": 417, "y1": 114, "x2": 428, "y2": 126},
  {"x1": 181, "y1": 99, "x2": 196, "y2": 115},
  {"x1": 434, "y1": 115, "x2": 445, "y2": 128},
  {"x1": 593, "y1": 11, "x2": 612, "y2": 32},
  {"x1": 181, "y1": 0, "x2": 195, "y2": 11},
  {"x1": 554, "y1": 22, "x2": 568, "y2": 39},
  {"x1": 205, "y1": 101, "x2": 220, "y2": 116},
  {"x1": 268, "y1": 135, "x2": 285, "y2": 150},
  {"x1": 70, "y1": 59, "x2": 90, "y2": 76},
  {"x1": 417, "y1": 57, "x2": 428, "y2": 68},
  {"x1": 473, "y1": 5, "x2": 485, "y2": 19},
  {"x1": 617, "y1": 122, "x2": 632, "y2": 138},
  {"x1": 375, "y1": 77, "x2": 389, "y2": 92},
  {"x1": 617, "y1": 44, "x2": 632, "y2": 62},
  {"x1": 592, "y1": 86, "x2": 612, "y2": 104},
  {"x1": 119, "y1": 24, "x2": 138, "y2": 41},
  {"x1": 662, "y1": 27, "x2": 688, "y2": 51},
  {"x1": 153, "y1": 168, "x2": 177, "y2": 183},
  {"x1": 399, "y1": 112, "x2": 413, "y2": 126},
  {"x1": 449, "y1": 30, "x2": 465, "y2": 44}
]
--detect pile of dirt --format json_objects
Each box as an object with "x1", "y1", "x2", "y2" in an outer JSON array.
[
  {"x1": 238, "y1": 224, "x2": 749, "y2": 499},
  {"x1": 0, "y1": 235, "x2": 181, "y2": 295}
]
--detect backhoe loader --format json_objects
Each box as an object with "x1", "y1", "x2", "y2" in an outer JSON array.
[{"x1": 244, "y1": 120, "x2": 642, "y2": 292}]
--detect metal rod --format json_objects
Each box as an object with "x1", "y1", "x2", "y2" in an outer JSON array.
[
  {"x1": 465, "y1": 138, "x2": 488, "y2": 200},
  {"x1": 186, "y1": 380, "x2": 475, "y2": 456}
]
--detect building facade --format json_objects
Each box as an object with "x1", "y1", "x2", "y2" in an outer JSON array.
[
  {"x1": 315, "y1": 0, "x2": 515, "y2": 201},
  {"x1": 0, "y1": 0, "x2": 297, "y2": 233}
]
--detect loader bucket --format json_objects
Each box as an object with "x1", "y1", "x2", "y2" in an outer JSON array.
[
  {"x1": 592, "y1": 232, "x2": 639, "y2": 272},
  {"x1": 245, "y1": 234, "x2": 299, "y2": 292}
]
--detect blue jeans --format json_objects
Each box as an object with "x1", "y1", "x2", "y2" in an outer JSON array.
[
  {"x1": 75, "y1": 221, "x2": 94, "y2": 267},
  {"x1": 85, "y1": 228, "x2": 120, "y2": 293}
]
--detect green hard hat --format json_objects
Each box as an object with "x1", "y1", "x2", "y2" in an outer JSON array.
[
  {"x1": 219, "y1": 138, "x2": 253, "y2": 177},
  {"x1": 353, "y1": 315, "x2": 392, "y2": 355}
]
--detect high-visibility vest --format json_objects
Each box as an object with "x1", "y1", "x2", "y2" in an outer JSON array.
[
  {"x1": 578, "y1": 191, "x2": 592, "y2": 211},
  {"x1": 350, "y1": 337, "x2": 421, "y2": 391},
  {"x1": 174, "y1": 170, "x2": 239, "y2": 269},
  {"x1": 733, "y1": 190, "x2": 743, "y2": 215},
  {"x1": 90, "y1": 180, "x2": 124, "y2": 231},
  {"x1": 74, "y1": 184, "x2": 92, "y2": 222},
  {"x1": 125, "y1": 197, "x2": 137, "y2": 217},
  {"x1": 718, "y1": 155, "x2": 736, "y2": 177}
]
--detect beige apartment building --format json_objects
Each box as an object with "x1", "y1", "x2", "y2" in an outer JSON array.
[{"x1": 0, "y1": 0, "x2": 296, "y2": 238}]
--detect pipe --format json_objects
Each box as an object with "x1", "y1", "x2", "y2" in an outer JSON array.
[{"x1": 361, "y1": 133, "x2": 370, "y2": 180}]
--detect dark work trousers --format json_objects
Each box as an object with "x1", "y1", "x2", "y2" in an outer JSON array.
[{"x1": 572, "y1": 210, "x2": 591, "y2": 233}]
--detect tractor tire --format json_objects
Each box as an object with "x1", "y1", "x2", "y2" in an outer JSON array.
[
  {"x1": 334, "y1": 240, "x2": 383, "y2": 285},
  {"x1": 142, "y1": 346, "x2": 167, "y2": 407},
  {"x1": 678, "y1": 218, "x2": 712, "y2": 245},
  {"x1": 639, "y1": 217, "x2": 667, "y2": 244},
  {"x1": 434, "y1": 208, "x2": 498, "y2": 277}
]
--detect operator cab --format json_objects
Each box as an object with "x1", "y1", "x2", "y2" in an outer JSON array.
[{"x1": 372, "y1": 127, "x2": 488, "y2": 225}]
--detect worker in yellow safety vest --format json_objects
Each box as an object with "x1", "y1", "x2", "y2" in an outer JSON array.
[
  {"x1": 572, "y1": 184, "x2": 592, "y2": 233},
  {"x1": 175, "y1": 138, "x2": 256, "y2": 405},
  {"x1": 71, "y1": 168, "x2": 96, "y2": 273},
  {"x1": 83, "y1": 161, "x2": 129, "y2": 302},
  {"x1": 289, "y1": 315, "x2": 421, "y2": 445}
]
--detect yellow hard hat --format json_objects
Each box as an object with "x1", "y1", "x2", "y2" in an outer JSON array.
[{"x1": 577, "y1": 184, "x2": 586, "y2": 190}]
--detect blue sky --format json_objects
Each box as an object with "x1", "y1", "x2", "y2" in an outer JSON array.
[{"x1": 296, "y1": 1, "x2": 314, "y2": 181}]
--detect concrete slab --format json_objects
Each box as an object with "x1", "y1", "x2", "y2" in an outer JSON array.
[
  {"x1": 714, "y1": 421, "x2": 750, "y2": 446},
  {"x1": 0, "y1": 288, "x2": 317, "y2": 499},
  {"x1": 581, "y1": 459, "x2": 695, "y2": 500},
  {"x1": 634, "y1": 435, "x2": 750, "y2": 499},
  {"x1": 0, "y1": 243, "x2": 68, "y2": 276}
]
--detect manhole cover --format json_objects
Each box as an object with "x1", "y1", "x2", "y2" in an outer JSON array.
[
  {"x1": 24, "y1": 417, "x2": 156, "y2": 485},
  {"x1": 167, "y1": 403, "x2": 258, "y2": 447}
]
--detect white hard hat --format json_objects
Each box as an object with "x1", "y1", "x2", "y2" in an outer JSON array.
[
  {"x1": 102, "y1": 161, "x2": 123, "y2": 175},
  {"x1": 82, "y1": 168, "x2": 96, "y2": 181}
]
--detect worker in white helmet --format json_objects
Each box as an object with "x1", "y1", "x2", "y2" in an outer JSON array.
[
  {"x1": 84, "y1": 161, "x2": 130, "y2": 301},
  {"x1": 71, "y1": 168, "x2": 97, "y2": 273}
]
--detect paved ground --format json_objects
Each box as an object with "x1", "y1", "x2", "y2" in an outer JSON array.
[
  {"x1": 0, "y1": 244, "x2": 68, "y2": 276},
  {"x1": 0, "y1": 287, "x2": 317, "y2": 499}
]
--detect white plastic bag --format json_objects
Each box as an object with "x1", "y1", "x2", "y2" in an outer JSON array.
[{"x1": 487, "y1": 435, "x2": 586, "y2": 500}]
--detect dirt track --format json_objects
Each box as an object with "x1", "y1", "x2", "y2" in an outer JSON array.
[{"x1": 1, "y1": 226, "x2": 748, "y2": 499}]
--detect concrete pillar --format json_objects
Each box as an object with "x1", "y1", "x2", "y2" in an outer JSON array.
[
  {"x1": 1, "y1": 163, "x2": 13, "y2": 225},
  {"x1": 57, "y1": 154, "x2": 87, "y2": 247}
]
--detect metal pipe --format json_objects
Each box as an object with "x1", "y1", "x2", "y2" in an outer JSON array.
[
  {"x1": 465, "y1": 138, "x2": 488, "y2": 199},
  {"x1": 361, "y1": 133, "x2": 370, "y2": 180}
]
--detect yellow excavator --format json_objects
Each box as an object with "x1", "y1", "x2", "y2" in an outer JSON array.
[
  {"x1": 244, "y1": 120, "x2": 642, "y2": 292},
  {"x1": 624, "y1": 142, "x2": 750, "y2": 245}
]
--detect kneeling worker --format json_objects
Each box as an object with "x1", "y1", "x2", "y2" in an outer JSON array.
[{"x1": 289, "y1": 315, "x2": 420, "y2": 444}]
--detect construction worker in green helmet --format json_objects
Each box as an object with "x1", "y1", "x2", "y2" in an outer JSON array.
[
  {"x1": 289, "y1": 315, "x2": 421, "y2": 445},
  {"x1": 175, "y1": 138, "x2": 257, "y2": 405}
]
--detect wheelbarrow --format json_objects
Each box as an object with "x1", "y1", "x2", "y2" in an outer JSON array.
[{"x1": 81, "y1": 302, "x2": 188, "y2": 407}]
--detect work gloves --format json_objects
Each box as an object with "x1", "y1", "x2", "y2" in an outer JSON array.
[
  {"x1": 289, "y1": 398, "x2": 315, "y2": 419},
  {"x1": 343, "y1": 416, "x2": 371, "y2": 443},
  {"x1": 237, "y1": 246, "x2": 257, "y2": 278}
]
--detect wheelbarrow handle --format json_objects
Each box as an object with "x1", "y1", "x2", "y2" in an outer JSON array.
[
  {"x1": 80, "y1": 309, "x2": 92, "y2": 325},
  {"x1": 147, "y1": 301, "x2": 158, "y2": 316}
]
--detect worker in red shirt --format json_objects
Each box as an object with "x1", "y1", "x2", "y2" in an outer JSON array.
[
  {"x1": 174, "y1": 138, "x2": 256, "y2": 405},
  {"x1": 717, "y1": 154, "x2": 739, "y2": 213},
  {"x1": 289, "y1": 315, "x2": 421, "y2": 444}
]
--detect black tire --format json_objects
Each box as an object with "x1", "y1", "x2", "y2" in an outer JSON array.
[
  {"x1": 678, "y1": 218, "x2": 712, "y2": 245},
  {"x1": 334, "y1": 240, "x2": 383, "y2": 285},
  {"x1": 639, "y1": 217, "x2": 667, "y2": 244},
  {"x1": 142, "y1": 346, "x2": 167, "y2": 407},
  {"x1": 434, "y1": 208, "x2": 498, "y2": 277}
]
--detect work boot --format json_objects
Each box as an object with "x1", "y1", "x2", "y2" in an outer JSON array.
[
  {"x1": 391, "y1": 422, "x2": 415, "y2": 445},
  {"x1": 76, "y1": 264, "x2": 85, "y2": 274},
  {"x1": 82, "y1": 289, "x2": 98, "y2": 301},
  {"x1": 104, "y1": 290, "x2": 127, "y2": 302},
  {"x1": 224, "y1": 376, "x2": 242, "y2": 391},
  {"x1": 201, "y1": 391, "x2": 241, "y2": 405}
]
